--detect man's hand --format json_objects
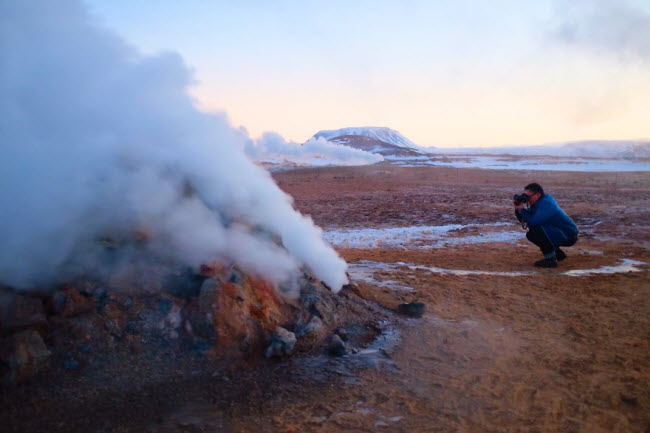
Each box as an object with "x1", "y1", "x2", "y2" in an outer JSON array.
[{"x1": 514, "y1": 202, "x2": 527, "y2": 211}]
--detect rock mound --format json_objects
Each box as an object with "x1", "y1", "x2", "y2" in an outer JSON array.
[{"x1": 0, "y1": 264, "x2": 383, "y2": 386}]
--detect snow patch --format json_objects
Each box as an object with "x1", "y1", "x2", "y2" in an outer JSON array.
[
  {"x1": 425, "y1": 140, "x2": 650, "y2": 159},
  {"x1": 563, "y1": 259, "x2": 646, "y2": 276},
  {"x1": 391, "y1": 156, "x2": 650, "y2": 172},
  {"x1": 324, "y1": 223, "x2": 520, "y2": 249},
  {"x1": 347, "y1": 261, "x2": 413, "y2": 291},
  {"x1": 349, "y1": 259, "x2": 648, "y2": 286},
  {"x1": 349, "y1": 261, "x2": 533, "y2": 284}
]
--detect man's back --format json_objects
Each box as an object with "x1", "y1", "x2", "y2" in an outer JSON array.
[{"x1": 521, "y1": 194, "x2": 578, "y2": 235}]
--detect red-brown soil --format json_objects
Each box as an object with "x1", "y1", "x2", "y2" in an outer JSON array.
[
  {"x1": 4, "y1": 163, "x2": 649, "y2": 432},
  {"x1": 265, "y1": 164, "x2": 650, "y2": 432}
]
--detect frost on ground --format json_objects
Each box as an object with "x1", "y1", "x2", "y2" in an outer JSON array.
[
  {"x1": 563, "y1": 259, "x2": 646, "y2": 276},
  {"x1": 348, "y1": 259, "x2": 648, "y2": 291},
  {"x1": 324, "y1": 223, "x2": 520, "y2": 249},
  {"x1": 347, "y1": 261, "x2": 415, "y2": 291}
]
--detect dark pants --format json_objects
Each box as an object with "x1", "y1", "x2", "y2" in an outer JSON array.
[{"x1": 526, "y1": 226, "x2": 577, "y2": 255}]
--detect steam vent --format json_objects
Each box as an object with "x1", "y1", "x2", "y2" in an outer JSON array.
[{"x1": 1, "y1": 261, "x2": 387, "y2": 428}]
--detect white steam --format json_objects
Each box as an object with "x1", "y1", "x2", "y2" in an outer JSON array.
[
  {"x1": 245, "y1": 132, "x2": 384, "y2": 167},
  {"x1": 0, "y1": 1, "x2": 348, "y2": 293}
]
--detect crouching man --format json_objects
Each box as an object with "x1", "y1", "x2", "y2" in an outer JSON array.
[{"x1": 514, "y1": 183, "x2": 579, "y2": 268}]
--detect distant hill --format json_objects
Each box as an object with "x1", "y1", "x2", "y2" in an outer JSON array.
[
  {"x1": 554, "y1": 141, "x2": 650, "y2": 159},
  {"x1": 311, "y1": 127, "x2": 423, "y2": 157},
  {"x1": 429, "y1": 140, "x2": 650, "y2": 159}
]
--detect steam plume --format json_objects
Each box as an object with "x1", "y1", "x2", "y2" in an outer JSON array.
[
  {"x1": 0, "y1": 1, "x2": 348, "y2": 293},
  {"x1": 245, "y1": 132, "x2": 384, "y2": 166}
]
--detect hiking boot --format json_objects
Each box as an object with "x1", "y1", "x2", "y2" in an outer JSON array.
[
  {"x1": 534, "y1": 257, "x2": 558, "y2": 268},
  {"x1": 556, "y1": 248, "x2": 567, "y2": 261}
]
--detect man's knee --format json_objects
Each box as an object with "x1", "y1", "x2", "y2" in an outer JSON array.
[{"x1": 526, "y1": 226, "x2": 542, "y2": 241}]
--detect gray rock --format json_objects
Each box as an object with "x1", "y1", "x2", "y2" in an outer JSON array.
[
  {"x1": 295, "y1": 316, "x2": 325, "y2": 342},
  {"x1": 1, "y1": 330, "x2": 51, "y2": 384},
  {"x1": 335, "y1": 327, "x2": 349, "y2": 341},
  {"x1": 93, "y1": 287, "x2": 108, "y2": 301},
  {"x1": 181, "y1": 278, "x2": 220, "y2": 340},
  {"x1": 299, "y1": 283, "x2": 337, "y2": 325},
  {"x1": 397, "y1": 302, "x2": 425, "y2": 318},
  {"x1": 228, "y1": 267, "x2": 244, "y2": 284},
  {"x1": 0, "y1": 291, "x2": 47, "y2": 331},
  {"x1": 264, "y1": 326, "x2": 297, "y2": 358},
  {"x1": 164, "y1": 268, "x2": 206, "y2": 299},
  {"x1": 328, "y1": 334, "x2": 346, "y2": 357}
]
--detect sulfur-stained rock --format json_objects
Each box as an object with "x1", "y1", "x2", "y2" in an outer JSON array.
[
  {"x1": 1, "y1": 330, "x2": 51, "y2": 384},
  {"x1": 51, "y1": 286, "x2": 95, "y2": 318},
  {"x1": 195, "y1": 276, "x2": 293, "y2": 355}
]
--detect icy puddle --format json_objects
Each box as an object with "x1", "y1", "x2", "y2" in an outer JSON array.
[
  {"x1": 295, "y1": 320, "x2": 400, "y2": 385},
  {"x1": 324, "y1": 223, "x2": 520, "y2": 249},
  {"x1": 349, "y1": 259, "x2": 648, "y2": 289}
]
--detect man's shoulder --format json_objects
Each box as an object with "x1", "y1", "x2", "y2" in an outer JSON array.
[{"x1": 541, "y1": 194, "x2": 557, "y2": 205}]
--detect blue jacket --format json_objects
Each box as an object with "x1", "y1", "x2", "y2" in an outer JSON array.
[{"x1": 517, "y1": 194, "x2": 579, "y2": 247}]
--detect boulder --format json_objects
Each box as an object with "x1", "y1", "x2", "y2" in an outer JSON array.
[
  {"x1": 192, "y1": 276, "x2": 293, "y2": 355},
  {"x1": 328, "y1": 334, "x2": 346, "y2": 357},
  {"x1": 264, "y1": 327, "x2": 297, "y2": 358},
  {"x1": 1, "y1": 330, "x2": 51, "y2": 384},
  {"x1": 299, "y1": 283, "x2": 338, "y2": 326},
  {"x1": 340, "y1": 281, "x2": 363, "y2": 298},
  {"x1": 0, "y1": 290, "x2": 47, "y2": 332},
  {"x1": 295, "y1": 315, "x2": 326, "y2": 343},
  {"x1": 397, "y1": 302, "x2": 425, "y2": 318},
  {"x1": 335, "y1": 327, "x2": 349, "y2": 341}
]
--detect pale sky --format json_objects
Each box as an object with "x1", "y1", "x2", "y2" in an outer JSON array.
[{"x1": 85, "y1": 0, "x2": 650, "y2": 147}]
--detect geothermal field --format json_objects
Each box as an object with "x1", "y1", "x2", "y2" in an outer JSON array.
[
  {"x1": 270, "y1": 163, "x2": 650, "y2": 432},
  {"x1": 3, "y1": 161, "x2": 649, "y2": 432},
  {"x1": 3, "y1": 2, "x2": 650, "y2": 432}
]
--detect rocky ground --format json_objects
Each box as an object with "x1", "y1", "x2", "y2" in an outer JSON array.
[{"x1": 2, "y1": 162, "x2": 649, "y2": 432}]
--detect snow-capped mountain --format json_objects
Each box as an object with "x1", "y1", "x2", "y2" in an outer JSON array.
[{"x1": 311, "y1": 127, "x2": 423, "y2": 157}]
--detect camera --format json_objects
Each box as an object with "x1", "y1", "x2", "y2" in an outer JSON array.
[{"x1": 513, "y1": 193, "x2": 530, "y2": 206}]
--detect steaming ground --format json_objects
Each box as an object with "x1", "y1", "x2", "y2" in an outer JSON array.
[
  {"x1": 3, "y1": 1, "x2": 650, "y2": 431},
  {"x1": 0, "y1": 1, "x2": 348, "y2": 293},
  {"x1": 5, "y1": 165, "x2": 647, "y2": 432}
]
